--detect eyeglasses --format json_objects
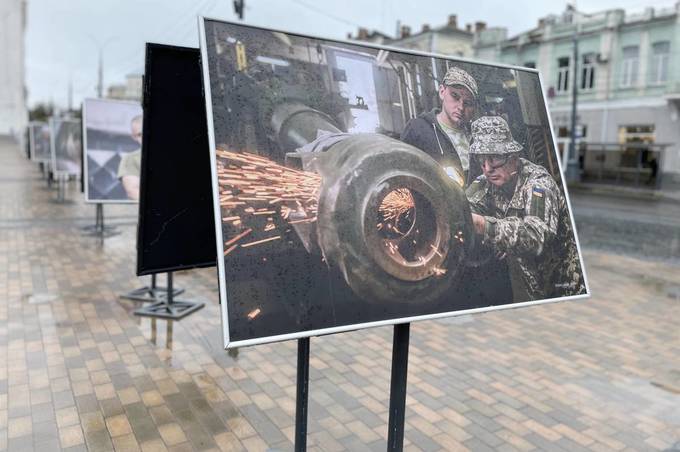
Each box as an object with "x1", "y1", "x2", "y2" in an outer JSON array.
[{"x1": 475, "y1": 155, "x2": 510, "y2": 170}]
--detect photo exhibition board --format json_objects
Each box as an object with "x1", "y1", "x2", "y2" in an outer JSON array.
[
  {"x1": 136, "y1": 43, "x2": 217, "y2": 276},
  {"x1": 199, "y1": 18, "x2": 589, "y2": 348},
  {"x1": 29, "y1": 121, "x2": 51, "y2": 163},
  {"x1": 49, "y1": 118, "x2": 82, "y2": 177},
  {"x1": 83, "y1": 98, "x2": 143, "y2": 203}
]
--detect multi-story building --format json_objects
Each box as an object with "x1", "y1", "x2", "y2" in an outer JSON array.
[
  {"x1": 476, "y1": 5, "x2": 680, "y2": 187},
  {"x1": 0, "y1": 0, "x2": 28, "y2": 140},
  {"x1": 350, "y1": 15, "x2": 481, "y2": 58},
  {"x1": 107, "y1": 74, "x2": 143, "y2": 102}
]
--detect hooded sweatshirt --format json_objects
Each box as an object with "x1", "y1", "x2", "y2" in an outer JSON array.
[{"x1": 400, "y1": 108, "x2": 482, "y2": 187}]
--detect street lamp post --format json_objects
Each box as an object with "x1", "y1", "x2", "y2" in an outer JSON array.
[{"x1": 87, "y1": 35, "x2": 118, "y2": 98}]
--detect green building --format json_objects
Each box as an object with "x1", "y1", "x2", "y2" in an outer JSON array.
[{"x1": 475, "y1": 5, "x2": 680, "y2": 188}]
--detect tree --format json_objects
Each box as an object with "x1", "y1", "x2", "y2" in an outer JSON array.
[{"x1": 28, "y1": 103, "x2": 55, "y2": 122}]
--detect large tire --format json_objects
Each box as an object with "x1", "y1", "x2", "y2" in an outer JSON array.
[{"x1": 312, "y1": 134, "x2": 473, "y2": 305}]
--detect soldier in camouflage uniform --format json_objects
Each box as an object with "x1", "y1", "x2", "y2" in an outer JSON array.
[{"x1": 465, "y1": 116, "x2": 586, "y2": 300}]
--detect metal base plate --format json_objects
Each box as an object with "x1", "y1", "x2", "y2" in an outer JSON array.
[
  {"x1": 83, "y1": 228, "x2": 121, "y2": 239},
  {"x1": 81, "y1": 224, "x2": 118, "y2": 232},
  {"x1": 134, "y1": 300, "x2": 204, "y2": 320},
  {"x1": 120, "y1": 286, "x2": 185, "y2": 303}
]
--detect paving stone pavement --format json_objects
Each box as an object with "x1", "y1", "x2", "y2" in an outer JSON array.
[{"x1": 1, "y1": 137, "x2": 679, "y2": 451}]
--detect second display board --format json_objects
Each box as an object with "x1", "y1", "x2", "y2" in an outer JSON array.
[{"x1": 83, "y1": 98, "x2": 143, "y2": 203}]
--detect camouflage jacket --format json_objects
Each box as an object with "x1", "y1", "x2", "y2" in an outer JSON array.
[{"x1": 466, "y1": 159, "x2": 585, "y2": 300}]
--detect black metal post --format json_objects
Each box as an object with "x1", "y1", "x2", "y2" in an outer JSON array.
[
  {"x1": 57, "y1": 175, "x2": 65, "y2": 202},
  {"x1": 567, "y1": 23, "x2": 581, "y2": 183},
  {"x1": 387, "y1": 323, "x2": 410, "y2": 452},
  {"x1": 295, "y1": 337, "x2": 310, "y2": 452},
  {"x1": 97, "y1": 204, "x2": 102, "y2": 230},
  {"x1": 99, "y1": 203, "x2": 106, "y2": 241},
  {"x1": 166, "y1": 272, "x2": 174, "y2": 305}
]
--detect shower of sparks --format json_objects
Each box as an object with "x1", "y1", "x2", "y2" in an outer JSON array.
[
  {"x1": 247, "y1": 308, "x2": 261, "y2": 320},
  {"x1": 377, "y1": 188, "x2": 415, "y2": 235},
  {"x1": 216, "y1": 148, "x2": 322, "y2": 254}
]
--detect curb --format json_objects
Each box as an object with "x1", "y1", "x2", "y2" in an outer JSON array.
[{"x1": 567, "y1": 183, "x2": 680, "y2": 205}]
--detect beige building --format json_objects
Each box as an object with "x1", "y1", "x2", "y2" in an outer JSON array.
[
  {"x1": 107, "y1": 74, "x2": 143, "y2": 102},
  {"x1": 350, "y1": 15, "x2": 484, "y2": 58},
  {"x1": 389, "y1": 16, "x2": 477, "y2": 57}
]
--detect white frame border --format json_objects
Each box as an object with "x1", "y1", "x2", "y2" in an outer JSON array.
[
  {"x1": 198, "y1": 16, "x2": 591, "y2": 349},
  {"x1": 82, "y1": 97, "x2": 141, "y2": 204}
]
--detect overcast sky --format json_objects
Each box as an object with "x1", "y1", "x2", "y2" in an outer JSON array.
[{"x1": 25, "y1": 0, "x2": 677, "y2": 108}]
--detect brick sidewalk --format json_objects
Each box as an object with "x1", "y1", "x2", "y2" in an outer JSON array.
[{"x1": 1, "y1": 138, "x2": 679, "y2": 451}]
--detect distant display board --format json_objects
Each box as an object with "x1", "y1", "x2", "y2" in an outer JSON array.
[
  {"x1": 49, "y1": 118, "x2": 82, "y2": 177},
  {"x1": 83, "y1": 98, "x2": 143, "y2": 202},
  {"x1": 29, "y1": 121, "x2": 51, "y2": 162},
  {"x1": 200, "y1": 19, "x2": 589, "y2": 348}
]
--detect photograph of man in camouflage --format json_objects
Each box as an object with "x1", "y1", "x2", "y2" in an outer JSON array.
[
  {"x1": 466, "y1": 116, "x2": 586, "y2": 300},
  {"x1": 201, "y1": 18, "x2": 588, "y2": 346}
]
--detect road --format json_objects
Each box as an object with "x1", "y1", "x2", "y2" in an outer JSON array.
[{"x1": 570, "y1": 190, "x2": 680, "y2": 263}]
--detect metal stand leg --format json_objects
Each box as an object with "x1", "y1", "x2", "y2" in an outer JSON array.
[
  {"x1": 83, "y1": 204, "x2": 120, "y2": 238},
  {"x1": 57, "y1": 175, "x2": 65, "y2": 202},
  {"x1": 295, "y1": 338, "x2": 310, "y2": 452},
  {"x1": 49, "y1": 174, "x2": 75, "y2": 204},
  {"x1": 148, "y1": 273, "x2": 185, "y2": 298},
  {"x1": 82, "y1": 204, "x2": 102, "y2": 232},
  {"x1": 120, "y1": 273, "x2": 184, "y2": 302},
  {"x1": 133, "y1": 272, "x2": 204, "y2": 320},
  {"x1": 387, "y1": 323, "x2": 410, "y2": 452}
]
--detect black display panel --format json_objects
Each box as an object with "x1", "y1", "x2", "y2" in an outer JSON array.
[{"x1": 136, "y1": 43, "x2": 216, "y2": 275}]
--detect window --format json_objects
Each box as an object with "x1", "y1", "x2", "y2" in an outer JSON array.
[
  {"x1": 524, "y1": 61, "x2": 536, "y2": 69},
  {"x1": 557, "y1": 57, "x2": 570, "y2": 93},
  {"x1": 581, "y1": 53, "x2": 595, "y2": 90},
  {"x1": 621, "y1": 45, "x2": 639, "y2": 87},
  {"x1": 650, "y1": 41, "x2": 670, "y2": 84},
  {"x1": 557, "y1": 125, "x2": 587, "y2": 138}
]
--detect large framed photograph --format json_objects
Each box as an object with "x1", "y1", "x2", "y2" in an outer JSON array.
[
  {"x1": 29, "y1": 121, "x2": 51, "y2": 163},
  {"x1": 83, "y1": 98, "x2": 143, "y2": 203},
  {"x1": 49, "y1": 118, "x2": 82, "y2": 177},
  {"x1": 199, "y1": 18, "x2": 589, "y2": 348}
]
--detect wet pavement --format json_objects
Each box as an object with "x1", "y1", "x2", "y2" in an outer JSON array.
[{"x1": 1, "y1": 136, "x2": 679, "y2": 451}]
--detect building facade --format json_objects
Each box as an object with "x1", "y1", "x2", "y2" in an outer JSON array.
[
  {"x1": 0, "y1": 0, "x2": 28, "y2": 140},
  {"x1": 475, "y1": 5, "x2": 680, "y2": 187},
  {"x1": 107, "y1": 74, "x2": 143, "y2": 102},
  {"x1": 351, "y1": 15, "x2": 479, "y2": 58}
]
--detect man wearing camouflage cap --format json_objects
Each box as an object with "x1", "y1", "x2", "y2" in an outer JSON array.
[
  {"x1": 466, "y1": 116, "x2": 585, "y2": 300},
  {"x1": 401, "y1": 66, "x2": 480, "y2": 188}
]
